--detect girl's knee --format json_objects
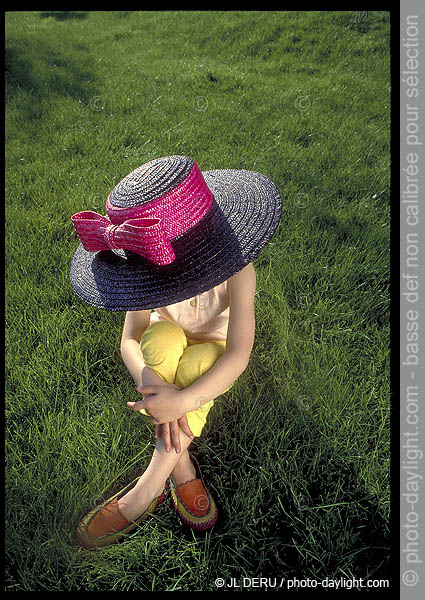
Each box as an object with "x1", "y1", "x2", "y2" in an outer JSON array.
[
  {"x1": 141, "y1": 321, "x2": 186, "y2": 352},
  {"x1": 175, "y1": 342, "x2": 225, "y2": 389},
  {"x1": 140, "y1": 321, "x2": 187, "y2": 374}
]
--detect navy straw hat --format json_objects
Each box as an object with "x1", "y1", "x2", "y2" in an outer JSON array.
[{"x1": 70, "y1": 155, "x2": 281, "y2": 311}]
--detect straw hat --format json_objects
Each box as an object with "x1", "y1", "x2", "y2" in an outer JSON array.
[{"x1": 70, "y1": 155, "x2": 281, "y2": 311}]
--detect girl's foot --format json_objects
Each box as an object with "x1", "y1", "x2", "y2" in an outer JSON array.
[
  {"x1": 169, "y1": 453, "x2": 218, "y2": 531},
  {"x1": 118, "y1": 480, "x2": 164, "y2": 522},
  {"x1": 76, "y1": 479, "x2": 165, "y2": 549}
]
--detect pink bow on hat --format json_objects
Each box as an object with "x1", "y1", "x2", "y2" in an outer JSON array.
[
  {"x1": 71, "y1": 160, "x2": 214, "y2": 266},
  {"x1": 71, "y1": 211, "x2": 176, "y2": 265}
]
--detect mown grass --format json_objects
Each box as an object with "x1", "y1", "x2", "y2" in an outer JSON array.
[{"x1": 6, "y1": 10, "x2": 391, "y2": 591}]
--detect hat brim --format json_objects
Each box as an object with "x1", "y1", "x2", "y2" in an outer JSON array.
[{"x1": 70, "y1": 169, "x2": 281, "y2": 311}]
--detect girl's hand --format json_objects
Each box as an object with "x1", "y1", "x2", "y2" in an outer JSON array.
[
  {"x1": 127, "y1": 384, "x2": 189, "y2": 425},
  {"x1": 155, "y1": 415, "x2": 194, "y2": 453},
  {"x1": 127, "y1": 382, "x2": 194, "y2": 452}
]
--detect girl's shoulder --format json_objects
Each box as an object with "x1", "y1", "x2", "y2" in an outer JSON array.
[
  {"x1": 228, "y1": 262, "x2": 256, "y2": 284},
  {"x1": 227, "y1": 263, "x2": 256, "y2": 302}
]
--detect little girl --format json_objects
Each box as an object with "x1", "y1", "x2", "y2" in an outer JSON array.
[{"x1": 70, "y1": 155, "x2": 281, "y2": 549}]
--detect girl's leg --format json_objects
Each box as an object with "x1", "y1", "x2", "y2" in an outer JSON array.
[
  {"x1": 170, "y1": 340, "x2": 226, "y2": 485},
  {"x1": 118, "y1": 320, "x2": 192, "y2": 520},
  {"x1": 118, "y1": 428, "x2": 193, "y2": 521},
  {"x1": 119, "y1": 332, "x2": 226, "y2": 522},
  {"x1": 173, "y1": 340, "x2": 227, "y2": 438},
  {"x1": 139, "y1": 320, "x2": 187, "y2": 386}
]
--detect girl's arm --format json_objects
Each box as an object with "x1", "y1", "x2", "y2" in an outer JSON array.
[
  {"x1": 180, "y1": 262, "x2": 256, "y2": 410},
  {"x1": 120, "y1": 310, "x2": 165, "y2": 387},
  {"x1": 135, "y1": 263, "x2": 256, "y2": 419}
]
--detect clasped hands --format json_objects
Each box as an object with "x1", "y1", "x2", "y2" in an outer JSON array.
[{"x1": 126, "y1": 382, "x2": 194, "y2": 453}]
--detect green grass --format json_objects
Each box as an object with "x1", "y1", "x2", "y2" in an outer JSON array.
[{"x1": 6, "y1": 10, "x2": 391, "y2": 591}]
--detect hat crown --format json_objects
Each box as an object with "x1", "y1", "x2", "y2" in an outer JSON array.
[{"x1": 108, "y1": 156, "x2": 194, "y2": 209}]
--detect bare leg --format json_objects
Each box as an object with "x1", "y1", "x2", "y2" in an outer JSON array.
[
  {"x1": 118, "y1": 428, "x2": 195, "y2": 521},
  {"x1": 170, "y1": 448, "x2": 196, "y2": 485}
]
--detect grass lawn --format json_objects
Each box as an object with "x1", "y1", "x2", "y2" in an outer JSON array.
[{"x1": 6, "y1": 10, "x2": 392, "y2": 591}]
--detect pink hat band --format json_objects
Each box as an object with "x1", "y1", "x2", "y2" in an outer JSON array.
[{"x1": 71, "y1": 161, "x2": 214, "y2": 265}]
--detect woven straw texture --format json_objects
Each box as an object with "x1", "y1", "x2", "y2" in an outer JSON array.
[{"x1": 70, "y1": 156, "x2": 282, "y2": 311}]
